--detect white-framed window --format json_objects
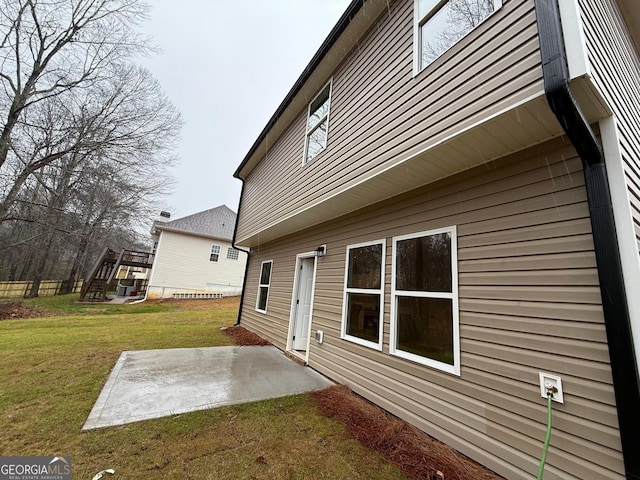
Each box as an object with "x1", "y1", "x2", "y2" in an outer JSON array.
[
  {"x1": 390, "y1": 226, "x2": 460, "y2": 375},
  {"x1": 341, "y1": 240, "x2": 386, "y2": 350},
  {"x1": 210, "y1": 244, "x2": 221, "y2": 262},
  {"x1": 414, "y1": 0, "x2": 501, "y2": 73},
  {"x1": 227, "y1": 247, "x2": 240, "y2": 260},
  {"x1": 256, "y1": 260, "x2": 273, "y2": 313},
  {"x1": 304, "y1": 81, "x2": 332, "y2": 164}
]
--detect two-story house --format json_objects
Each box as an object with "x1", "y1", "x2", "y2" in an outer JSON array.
[
  {"x1": 147, "y1": 205, "x2": 246, "y2": 299},
  {"x1": 232, "y1": 1, "x2": 640, "y2": 478}
]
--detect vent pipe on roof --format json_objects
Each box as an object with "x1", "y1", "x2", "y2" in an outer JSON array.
[
  {"x1": 535, "y1": 1, "x2": 640, "y2": 478},
  {"x1": 154, "y1": 211, "x2": 171, "y2": 224}
]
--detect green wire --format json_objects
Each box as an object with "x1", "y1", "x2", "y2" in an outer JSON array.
[{"x1": 537, "y1": 393, "x2": 553, "y2": 480}]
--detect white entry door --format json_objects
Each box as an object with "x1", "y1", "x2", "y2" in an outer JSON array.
[{"x1": 292, "y1": 257, "x2": 314, "y2": 351}]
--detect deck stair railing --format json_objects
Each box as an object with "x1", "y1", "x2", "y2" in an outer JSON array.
[{"x1": 79, "y1": 248, "x2": 154, "y2": 301}]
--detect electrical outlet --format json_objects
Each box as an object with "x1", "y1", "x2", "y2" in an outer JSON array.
[
  {"x1": 539, "y1": 372, "x2": 564, "y2": 403},
  {"x1": 314, "y1": 330, "x2": 324, "y2": 344}
]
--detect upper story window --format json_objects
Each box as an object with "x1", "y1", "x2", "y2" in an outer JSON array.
[
  {"x1": 226, "y1": 247, "x2": 240, "y2": 260},
  {"x1": 304, "y1": 81, "x2": 332, "y2": 164},
  {"x1": 415, "y1": 0, "x2": 501, "y2": 73},
  {"x1": 210, "y1": 244, "x2": 220, "y2": 262},
  {"x1": 390, "y1": 226, "x2": 460, "y2": 375}
]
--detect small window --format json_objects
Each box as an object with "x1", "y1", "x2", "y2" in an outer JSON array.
[
  {"x1": 227, "y1": 247, "x2": 240, "y2": 260},
  {"x1": 415, "y1": 0, "x2": 501, "y2": 72},
  {"x1": 390, "y1": 227, "x2": 459, "y2": 375},
  {"x1": 209, "y1": 244, "x2": 220, "y2": 262},
  {"x1": 304, "y1": 81, "x2": 332, "y2": 164},
  {"x1": 256, "y1": 260, "x2": 273, "y2": 313},
  {"x1": 341, "y1": 240, "x2": 385, "y2": 350}
]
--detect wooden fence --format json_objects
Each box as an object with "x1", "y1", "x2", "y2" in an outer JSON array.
[{"x1": 0, "y1": 280, "x2": 83, "y2": 299}]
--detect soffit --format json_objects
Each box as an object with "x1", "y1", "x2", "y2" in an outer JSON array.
[
  {"x1": 236, "y1": 95, "x2": 561, "y2": 247},
  {"x1": 235, "y1": 80, "x2": 614, "y2": 249}
]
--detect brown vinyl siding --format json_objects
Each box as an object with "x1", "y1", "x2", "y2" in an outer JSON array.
[
  {"x1": 236, "y1": 0, "x2": 544, "y2": 242},
  {"x1": 579, "y1": 0, "x2": 640, "y2": 256},
  {"x1": 239, "y1": 137, "x2": 624, "y2": 479}
]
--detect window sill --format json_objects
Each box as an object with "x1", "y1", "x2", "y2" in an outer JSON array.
[
  {"x1": 389, "y1": 348, "x2": 460, "y2": 376},
  {"x1": 341, "y1": 333, "x2": 383, "y2": 351}
]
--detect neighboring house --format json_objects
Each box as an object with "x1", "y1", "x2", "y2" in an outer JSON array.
[
  {"x1": 147, "y1": 205, "x2": 246, "y2": 299},
  {"x1": 232, "y1": 1, "x2": 640, "y2": 479}
]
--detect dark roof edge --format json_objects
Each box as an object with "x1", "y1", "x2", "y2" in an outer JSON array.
[
  {"x1": 233, "y1": 0, "x2": 365, "y2": 179},
  {"x1": 154, "y1": 224, "x2": 232, "y2": 242}
]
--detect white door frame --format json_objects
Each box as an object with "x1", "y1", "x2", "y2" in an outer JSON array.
[{"x1": 287, "y1": 251, "x2": 318, "y2": 362}]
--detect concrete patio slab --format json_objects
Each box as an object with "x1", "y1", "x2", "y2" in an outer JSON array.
[{"x1": 82, "y1": 346, "x2": 333, "y2": 430}]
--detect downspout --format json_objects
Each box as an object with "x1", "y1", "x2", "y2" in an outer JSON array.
[
  {"x1": 534, "y1": 1, "x2": 640, "y2": 478},
  {"x1": 231, "y1": 177, "x2": 250, "y2": 326}
]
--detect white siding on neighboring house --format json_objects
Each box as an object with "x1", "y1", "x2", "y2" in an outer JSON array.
[
  {"x1": 147, "y1": 231, "x2": 245, "y2": 298},
  {"x1": 146, "y1": 206, "x2": 246, "y2": 298}
]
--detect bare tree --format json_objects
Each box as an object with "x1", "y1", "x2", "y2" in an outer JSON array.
[
  {"x1": 0, "y1": 0, "x2": 182, "y2": 295},
  {"x1": 0, "y1": 0, "x2": 179, "y2": 223}
]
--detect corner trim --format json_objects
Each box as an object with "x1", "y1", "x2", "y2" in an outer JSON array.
[
  {"x1": 600, "y1": 116, "x2": 640, "y2": 367},
  {"x1": 557, "y1": 0, "x2": 590, "y2": 78},
  {"x1": 535, "y1": 1, "x2": 640, "y2": 477}
]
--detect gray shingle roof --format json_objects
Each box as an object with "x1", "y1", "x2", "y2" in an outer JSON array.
[{"x1": 155, "y1": 205, "x2": 236, "y2": 241}]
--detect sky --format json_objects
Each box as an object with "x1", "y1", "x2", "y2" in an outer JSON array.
[{"x1": 139, "y1": 0, "x2": 352, "y2": 220}]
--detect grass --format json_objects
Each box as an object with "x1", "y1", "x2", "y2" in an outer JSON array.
[
  {"x1": 0, "y1": 295, "x2": 407, "y2": 480},
  {"x1": 20, "y1": 293, "x2": 186, "y2": 316}
]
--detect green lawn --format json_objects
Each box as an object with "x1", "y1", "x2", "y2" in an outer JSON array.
[{"x1": 0, "y1": 295, "x2": 407, "y2": 479}]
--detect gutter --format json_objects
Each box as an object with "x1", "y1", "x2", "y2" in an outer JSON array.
[
  {"x1": 231, "y1": 178, "x2": 250, "y2": 326},
  {"x1": 534, "y1": 1, "x2": 640, "y2": 478},
  {"x1": 152, "y1": 224, "x2": 231, "y2": 241}
]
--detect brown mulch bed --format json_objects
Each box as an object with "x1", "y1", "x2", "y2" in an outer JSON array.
[
  {"x1": 222, "y1": 325, "x2": 271, "y2": 346},
  {"x1": 311, "y1": 385, "x2": 504, "y2": 480},
  {"x1": 0, "y1": 302, "x2": 45, "y2": 320}
]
